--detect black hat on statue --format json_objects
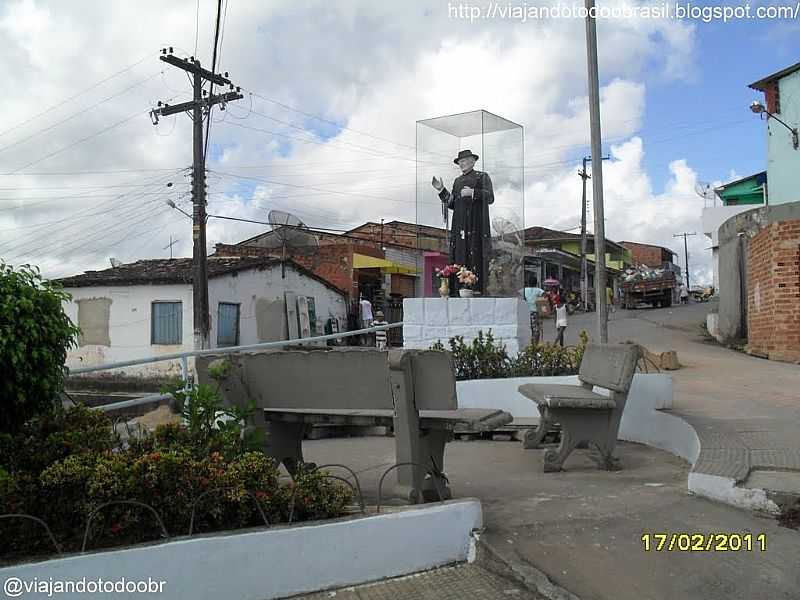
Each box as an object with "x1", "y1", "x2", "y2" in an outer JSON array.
[{"x1": 454, "y1": 149, "x2": 479, "y2": 164}]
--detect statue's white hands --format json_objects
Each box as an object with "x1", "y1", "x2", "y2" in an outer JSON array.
[
  {"x1": 461, "y1": 186, "x2": 474, "y2": 198},
  {"x1": 431, "y1": 176, "x2": 444, "y2": 192}
]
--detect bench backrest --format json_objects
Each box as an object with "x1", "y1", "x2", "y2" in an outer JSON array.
[
  {"x1": 196, "y1": 348, "x2": 395, "y2": 410},
  {"x1": 389, "y1": 349, "x2": 458, "y2": 411},
  {"x1": 578, "y1": 343, "x2": 639, "y2": 393}
]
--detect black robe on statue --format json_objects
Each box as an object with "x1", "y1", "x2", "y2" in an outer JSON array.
[{"x1": 438, "y1": 168, "x2": 494, "y2": 294}]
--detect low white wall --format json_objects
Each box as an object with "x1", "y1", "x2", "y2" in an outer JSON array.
[
  {"x1": 456, "y1": 374, "x2": 699, "y2": 463},
  {"x1": 403, "y1": 297, "x2": 531, "y2": 355},
  {"x1": 0, "y1": 500, "x2": 483, "y2": 600}
]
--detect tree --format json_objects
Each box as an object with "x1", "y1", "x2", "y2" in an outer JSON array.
[{"x1": 0, "y1": 263, "x2": 80, "y2": 433}]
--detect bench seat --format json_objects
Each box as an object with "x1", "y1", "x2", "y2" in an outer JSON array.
[{"x1": 517, "y1": 384, "x2": 615, "y2": 410}]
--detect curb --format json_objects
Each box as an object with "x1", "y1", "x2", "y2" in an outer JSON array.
[{"x1": 477, "y1": 536, "x2": 581, "y2": 600}]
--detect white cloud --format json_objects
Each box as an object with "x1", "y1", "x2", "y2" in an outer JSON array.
[{"x1": 0, "y1": 0, "x2": 711, "y2": 282}]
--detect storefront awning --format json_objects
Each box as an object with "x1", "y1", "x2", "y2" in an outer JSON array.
[{"x1": 352, "y1": 253, "x2": 417, "y2": 274}]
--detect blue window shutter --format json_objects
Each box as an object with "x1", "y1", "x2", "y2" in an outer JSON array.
[
  {"x1": 217, "y1": 303, "x2": 240, "y2": 347},
  {"x1": 152, "y1": 302, "x2": 182, "y2": 345}
]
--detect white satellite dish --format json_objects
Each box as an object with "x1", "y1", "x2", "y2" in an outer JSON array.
[{"x1": 266, "y1": 209, "x2": 321, "y2": 277}]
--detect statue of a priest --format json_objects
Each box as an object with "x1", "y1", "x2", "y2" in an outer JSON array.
[{"x1": 432, "y1": 149, "x2": 494, "y2": 295}]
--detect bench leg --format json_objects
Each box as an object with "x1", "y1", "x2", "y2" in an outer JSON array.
[
  {"x1": 543, "y1": 428, "x2": 579, "y2": 472},
  {"x1": 263, "y1": 422, "x2": 307, "y2": 475},
  {"x1": 419, "y1": 429, "x2": 453, "y2": 502},
  {"x1": 523, "y1": 408, "x2": 553, "y2": 449},
  {"x1": 591, "y1": 424, "x2": 622, "y2": 470}
]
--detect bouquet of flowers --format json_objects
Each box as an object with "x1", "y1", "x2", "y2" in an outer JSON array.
[
  {"x1": 456, "y1": 267, "x2": 478, "y2": 288},
  {"x1": 435, "y1": 264, "x2": 461, "y2": 278}
]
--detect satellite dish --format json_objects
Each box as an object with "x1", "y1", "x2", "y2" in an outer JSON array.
[
  {"x1": 694, "y1": 182, "x2": 716, "y2": 205},
  {"x1": 265, "y1": 209, "x2": 321, "y2": 278}
]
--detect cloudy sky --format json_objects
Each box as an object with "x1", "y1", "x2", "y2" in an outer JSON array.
[{"x1": 1, "y1": 0, "x2": 798, "y2": 284}]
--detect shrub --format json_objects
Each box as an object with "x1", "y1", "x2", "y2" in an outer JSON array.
[
  {"x1": 0, "y1": 263, "x2": 81, "y2": 434},
  {"x1": 0, "y1": 398, "x2": 352, "y2": 562},
  {"x1": 0, "y1": 404, "x2": 117, "y2": 474},
  {"x1": 431, "y1": 331, "x2": 511, "y2": 380},
  {"x1": 431, "y1": 329, "x2": 589, "y2": 380},
  {"x1": 284, "y1": 466, "x2": 353, "y2": 522}
]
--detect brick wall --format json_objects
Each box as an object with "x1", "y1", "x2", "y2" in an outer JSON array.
[
  {"x1": 746, "y1": 219, "x2": 800, "y2": 362},
  {"x1": 622, "y1": 242, "x2": 664, "y2": 267},
  {"x1": 214, "y1": 241, "x2": 384, "y2": 300}
]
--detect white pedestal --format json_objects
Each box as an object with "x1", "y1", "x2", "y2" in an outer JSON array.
[{"x1": 402, "y1": 297, "x2": 531, "y2": 355}]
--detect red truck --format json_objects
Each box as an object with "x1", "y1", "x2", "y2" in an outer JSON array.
[{"x1": 621, "y1": 270, "x2": 676, "y2": 309}]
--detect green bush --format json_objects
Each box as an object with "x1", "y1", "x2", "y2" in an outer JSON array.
[
  {"x1": 431, "y1": 331, "x2": 511, "y2": 380},
  {"x1": 431, "y1": 329, "x2": 589, "y2": 380},
  {"x1": 0, "y1": 401, "x2": 352, "y2": 561},
  {"x1": 0, "y1": 263, "x2": 81, "y2": 434}
]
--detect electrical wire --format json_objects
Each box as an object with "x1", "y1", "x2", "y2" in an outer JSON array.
[
  {"x1": 0, "y1": 53, "x2": 153, "y2": 140},
  {"x1": 0, "y1": 71, "x2": 164, "y2": 156},
  {"x1": 203, "y1": 0, "x2": 225, "y2": 162}
]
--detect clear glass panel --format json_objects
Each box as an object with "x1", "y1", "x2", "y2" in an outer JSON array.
[{"x1": 416, "y1": 110, "x2": 524, "y2": 297}]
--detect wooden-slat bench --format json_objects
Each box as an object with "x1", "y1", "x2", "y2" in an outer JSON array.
[
  {"x1": 197, "y1": 348, "x2": 512, "y2": 502},
  {"x1": 517, "y1": 343, "x2": 640, "y2": 472}
]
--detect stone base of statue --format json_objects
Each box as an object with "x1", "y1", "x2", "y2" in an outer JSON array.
[{"x1": 402, "y1": 298, "x2": 531, "y2": 355}]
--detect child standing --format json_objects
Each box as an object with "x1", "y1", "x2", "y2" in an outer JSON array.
[
  {"x1": 555, "y1": 298, "x2": 568, "y2": 347},
  {"x1": 373, "y1": 310, "x2": 388, "y2": 350}
]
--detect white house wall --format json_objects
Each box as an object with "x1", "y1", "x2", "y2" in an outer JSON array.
[
  {"x1": 63, "y1": 284, "x2": 193, "y2": 378},
  {"x1": 207, "y1": 264, "x2": 347, "y2": 347},
  {"x1": 62, "y1": 265, "x2": 347, "y2": 380}
]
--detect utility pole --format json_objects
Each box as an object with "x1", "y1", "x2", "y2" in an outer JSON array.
[
  {"x1": 673, "y1": 232, "x2": 697, "y2": 291},
  {"x1": 579, "y1": 154, "x2": 609, "y2": 312},
  {"x1": 151, "y1": 49, "x2": 242, "y2": 350},
  {"x1": 585, "y1": 0, "x2": 608, "y2": 343}
]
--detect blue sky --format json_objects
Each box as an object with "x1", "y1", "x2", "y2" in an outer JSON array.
[{"x1": 637, "y1": 17, "x2": 800, "y2": 191}]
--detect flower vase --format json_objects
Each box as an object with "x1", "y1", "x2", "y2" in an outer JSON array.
[
  {"x1": 459, "y1": 288, "x2": 474, "y2": 298},
  {"x1": 438, "y1": 278, "x2": 450, "y2": 299}
]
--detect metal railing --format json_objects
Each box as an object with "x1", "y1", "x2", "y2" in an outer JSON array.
[{"x1": 68, "y1": 322, "x2": 404, "y2": 380}]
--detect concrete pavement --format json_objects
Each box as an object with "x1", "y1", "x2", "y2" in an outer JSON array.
[
  {"x1": 541, "y1": 300, "x2": 800, "y2": 504},
  {"x1": 293, "y1": 436, "x2": 798, "y2": 600}
]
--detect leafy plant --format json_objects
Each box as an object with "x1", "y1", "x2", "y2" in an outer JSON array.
[
  {"x1": 431, "y1": 329, "x2": 589, "y2": 380},
  {"x1": 0, "y1": 262, "x2": 81, "y2": 433},
  {"x1": 0, "y1": 403, "x2": 352, "y2": 561},
  {"x1": 432, "y1": 330, "x2": 511, "y2": 380}
]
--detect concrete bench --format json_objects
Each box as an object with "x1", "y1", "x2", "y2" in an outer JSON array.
[
  {"x1": 197, "y1": 348, "x2": 512, "y2": 502},
  {"x1": 517, "y1": 343, "x2": 640, "y2": 472}
]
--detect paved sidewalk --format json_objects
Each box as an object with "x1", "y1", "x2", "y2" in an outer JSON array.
[
  {"x1": 292, "y1": 563, "x2": 543, "y2": 599},
  {"x1": 542, "y1": 302, "x2": 800, "y2": 498},
  {"x1": 299, "y1": 437, "x2": 800, "y2": 600}
]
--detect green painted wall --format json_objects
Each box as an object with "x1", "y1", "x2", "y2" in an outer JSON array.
[{"x1": 766, "y1": 70, "x2": 800, "y2": 205}]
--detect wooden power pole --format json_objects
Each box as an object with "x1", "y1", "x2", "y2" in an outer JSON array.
[{"x1": 151, "y1": 49, "x2": 242, "y2": 349}]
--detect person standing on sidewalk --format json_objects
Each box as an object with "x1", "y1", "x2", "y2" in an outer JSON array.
[
  {"x1": 680, "y1": 282, "x2": 689, "y2": 305},
  {"x1": 523, "y1": 275, "x2": 545, "y2": 345},
  {"x1": 555, "y1": 297, "x2": 568, "y2": 347}
]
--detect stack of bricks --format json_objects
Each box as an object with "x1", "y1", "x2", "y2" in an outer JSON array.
[{"x1": 746, "y1": 219, "x2": 800, "y2": 362}]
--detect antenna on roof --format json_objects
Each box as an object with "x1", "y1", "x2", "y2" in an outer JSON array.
[
  {"x1": 109, "y1": 258, "x2": 122, "y2": 268},
  {"x1": 264, "y1": 210, "x2": 321, "y2": 278},
  {"x1": 694, "y1": 181, "x2": 716, "y2": 207}
]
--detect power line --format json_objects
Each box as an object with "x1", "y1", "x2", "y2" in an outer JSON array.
[
  {"x1": 2, "y1": 109, "x2": 152, "y2": 175},
  {"x1": 203, "y1": 0, "x2": 225, "y2": 162},
  {"x1": 0, "y1": 71, "x2": 163, "y2": 156},
  {"x1": 0, "y1": 54, "x2": 153, "y2": 140}
]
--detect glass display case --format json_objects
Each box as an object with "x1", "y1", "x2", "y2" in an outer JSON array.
[{"x1": 416, "y1": 110, "x2": 524, "y2": 297}]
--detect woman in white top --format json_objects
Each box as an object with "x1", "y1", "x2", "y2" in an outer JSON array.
[{"x1": 555, "y1": 298, "x2": 568, "y2": 347}]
